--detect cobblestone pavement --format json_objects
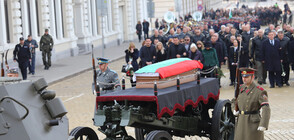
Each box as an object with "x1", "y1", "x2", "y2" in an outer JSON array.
[{"x1": 49, "y1": 58, "x2": 294, "y2": 140}]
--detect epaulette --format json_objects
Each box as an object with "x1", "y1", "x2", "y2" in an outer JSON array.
[{"x1": 256, "y1": 86, "x2": 264, "y2": 91}]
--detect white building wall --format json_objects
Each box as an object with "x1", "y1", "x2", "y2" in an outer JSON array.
[{"x1": 0, "y1": 0, "x2": 147, "y2": 64}]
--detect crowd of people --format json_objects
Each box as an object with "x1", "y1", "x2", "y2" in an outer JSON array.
[{"x1": 130, "y1": 3, "x2": 294, "y2": 89}]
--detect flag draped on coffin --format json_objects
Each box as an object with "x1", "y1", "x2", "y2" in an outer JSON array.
[
  {"x1": 229, "y1": 9, "x2": 232, "y2": 19},
  {"x1": 135, "y1": 58, "x2": 203, "y2": 79}
]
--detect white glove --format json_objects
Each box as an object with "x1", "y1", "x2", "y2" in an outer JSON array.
[
  {"x1": 257, "y1": 127, "x2": 266, "y2": 131},
  {"x1": 233, "y1": 110, "x2": 239, "y2": 116}
]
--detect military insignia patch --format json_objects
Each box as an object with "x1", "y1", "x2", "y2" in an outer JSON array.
[{"x1": 263, "y1": 95, "x2": 268, "y2": 100}]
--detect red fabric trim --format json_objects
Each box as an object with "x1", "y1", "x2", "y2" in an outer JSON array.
[
  {"x1": 157, "y1": 91, "x2": 220, "y2": 119},
  {"x1": 96, "y1": 91, "x2": 220, "y2": 119},
  {"x1": 256, "y1": 86, "x2": 264, "y2": 91},
  {"x1": 96, "y1": 96, "x2": 157, "y2": 109},
  {"x1": 155, "y1": 60, "x2": 203, "y2": 79}
]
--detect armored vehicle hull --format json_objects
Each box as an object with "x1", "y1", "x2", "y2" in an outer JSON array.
[{"x1": 0, "y1": 78, "x2": 71, "y2": 140}]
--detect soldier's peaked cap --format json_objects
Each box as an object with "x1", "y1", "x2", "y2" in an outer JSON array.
[
  {"x1": 97, "y1": 57, "x2": 109, "y2": 64},
  {"x1": 240, "y1": 67, "x2": 256, "y2": 77}
]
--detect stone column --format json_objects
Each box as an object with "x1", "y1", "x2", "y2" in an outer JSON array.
[
  {"x1": 125, "y1": 0, "x2": 134, "y2": 41},
  {"x1": 136, "y1": 0, "x2": 143, "y2": 22},
  {"x1": 54, "y1": 0, "x2": 63, "y2": 39},
  {"x1": 47, "y1": 0, "x2": 56, "y2": 39},
  {"x1": 29, "y1": 0, "x2": 38, "y2": 39},
  {"x1": 87, "y1": 0, "x2": 92, "y2": 35},
  {"x1": 7, "y1": 0, "x2": 22, "y2": 43},
  {"x1": 21, "y1": 0, "x2": 29, "y2": 37},
  {"x1": 73, "y1": 0, "x2": 91, "y2": 53},
  {"x1": 0, "y1": 0, "x2": 7, "y2": 46},
  {"x1": 112, "y1": 0, "x2": 119, "y2": 32},
  {"x1": 61, "y1": 0, "x2": 74, "y2": 38},
  {"x1": 91, "y1": 0, "x2": 97, "y2": 36}
]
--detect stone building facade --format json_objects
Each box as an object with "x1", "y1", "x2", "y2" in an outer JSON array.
[{"x1": 0, "y1": 0, "x2": 148, "y2": 65}]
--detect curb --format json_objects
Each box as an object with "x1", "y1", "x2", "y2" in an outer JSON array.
[{"x1": 48, "y1": 56, "x2": 125, "y2": 86}]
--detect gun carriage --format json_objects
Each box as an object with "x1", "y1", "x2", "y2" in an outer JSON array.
[{"x1": 71, "y1": 58, "x2": 235, "y2": 140}]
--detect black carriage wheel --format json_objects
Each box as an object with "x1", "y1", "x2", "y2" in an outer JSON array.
[
  {"x1": 135, "y1": 128, "x2": 147, "y2": 140},
  {"x1": 70, "y1": 127, "x2": 99, "y2": 140},
  {"x1": 210, "y1": 100, "x2": 235, "y2": 140},
  {"x1": 145, "y1": 130, "x2": 172, "y2": 140}
]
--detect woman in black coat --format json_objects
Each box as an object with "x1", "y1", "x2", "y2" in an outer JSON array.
[
  {"x1": 155, "y1": 42, "x2": 167, "y2": 63},
  {"x1": 125, "y1": 42, "x2": 139, "y2": 87},
  {"x1": 136, "y1": 21, "x2": 142, "y2": 42}
]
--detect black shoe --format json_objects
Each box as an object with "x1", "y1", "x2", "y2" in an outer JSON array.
[
  {"x1": 278, "y1": 85, "x2": 283, "y2": 88},
  {"x1": 28, "y1": 72, "x2": 32, "y2": 74},
  {"x1": 263, "y1": 81, "x2": 267, "y2": 84},
  {"x1": 270, "y1": 85, "x2": 275, "y2": 88},
  {"x1": 258, "y1": 81, "x2": 263, "y2": 85},
  {"x1": 229, "y1": 83, "x2": 233, "y2": 86},
  {"x1": 285, "y1": 82, "x2": 290, "y2": 86}
]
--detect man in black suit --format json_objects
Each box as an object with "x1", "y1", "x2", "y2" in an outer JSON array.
[
  {"x1": 261, "y1": 31, "x2": 282, "y2": 88},
  {"x1": 167, "y1": 36, "x2": 187, "y2": 59},
  {"x1": 251, "y1": 29, "x2": 268, "y2": 85},
  {"x1": 276, "y1": 30, "x2": 290, "y2": 86},
  {"x1": 143, "y1": 19, "x2": 150, "y2": 40},
  {"x1": 139, "y1": 38, "x2": 156, "y2": 67}
]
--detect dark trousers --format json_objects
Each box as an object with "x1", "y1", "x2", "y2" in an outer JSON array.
[
  {"x1": 137, "y1": 34, "x2": 141, "y2": 42},
  {"x1": 144, "y1": 31, "x2": 149, "y2": 40},
  {"x1": 29, "y1": 53, "x2": 36, "y2": 74},
  {"x1": 19, "y1": 61, "x2": 29, "y2": 80},
  {"x1": 269, "y1": 71, "x2": 282, "y2": 87},
  {"x1": 282, "y1": 62, "x2": 290, "y2": 84},
  {"x1": 229, "y1": 65, "x2": 237, "y2": 83},
  {"x1": 42, "y1": 51, "x2": 52, "y2": 68}
]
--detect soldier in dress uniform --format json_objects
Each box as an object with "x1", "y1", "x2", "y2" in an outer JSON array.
[
  {"x1": 234, "y1": 68, "x2": 271, "y2": 140},
  {"x1": 96, "y1": 58, "x2": 121, "y2": 94}
]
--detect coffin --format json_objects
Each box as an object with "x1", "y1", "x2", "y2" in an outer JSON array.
[{"x1": 135, "y1": 58, "x2": 203, "y2": 89}]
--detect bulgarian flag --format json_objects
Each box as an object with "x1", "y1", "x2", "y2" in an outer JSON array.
[
  {"x1": 229, "y1": 9, "x2": 232, "y2": 19},
  {"x1": 135, "y1": 58, "x2": 203, "y2": 79}
]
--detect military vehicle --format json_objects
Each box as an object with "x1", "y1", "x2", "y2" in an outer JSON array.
[
  {"x1": 71, "y1": 77, "x2": 235, "y2": 140},
  {"x1": 0, "y1": 77, "x2": 73, "y2": 140}
]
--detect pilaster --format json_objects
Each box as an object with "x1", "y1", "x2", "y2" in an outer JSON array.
[{"x1": 0, "y1": 0, "x2": 7, "y2": 46}]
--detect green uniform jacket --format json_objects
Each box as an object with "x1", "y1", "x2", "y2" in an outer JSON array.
[
  {"x1": 234, "y1": 82, "x2": 271, "y2": 140},
  {"x1": 40, "y1": 34, "x2": 54, "y2": 52},
  {"x1": 202, "y1": 48, "x2": 219, "y2": 67}
]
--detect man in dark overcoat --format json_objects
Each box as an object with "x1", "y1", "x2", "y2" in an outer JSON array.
[
  {"x1": 261, "y1": 31, "x2": 282, "y2": 88},
  {"x1": 167, "y1": 36, "x2": 187, "y2": 59},
  {"x1": 276, "y1": 30, "x2": 290, "y2": 86}
]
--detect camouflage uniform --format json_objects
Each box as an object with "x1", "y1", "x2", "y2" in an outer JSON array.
[
  {"x1": 234, "y1": 82, "x2": 271, "y2": 140},
  {"x1": 40, "y1": 33, "x2": 54, "y2": 69},
  {"x1": 96, "y1": 68, "x2": 121, "y2": 94}
]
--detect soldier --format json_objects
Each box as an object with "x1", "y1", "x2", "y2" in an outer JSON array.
[
  {"x1": 234, "y1": 68, "x2": 271, "y2": 140},
  {"x1": 40, "y1": 29, "x2": 54, "y2": 70},
  {"x1": 96, "y1": 58, "x2": 121, "y2": 94},
  {"x1": 13, "y1": 37, "x2": 31, "y2": 80}
]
